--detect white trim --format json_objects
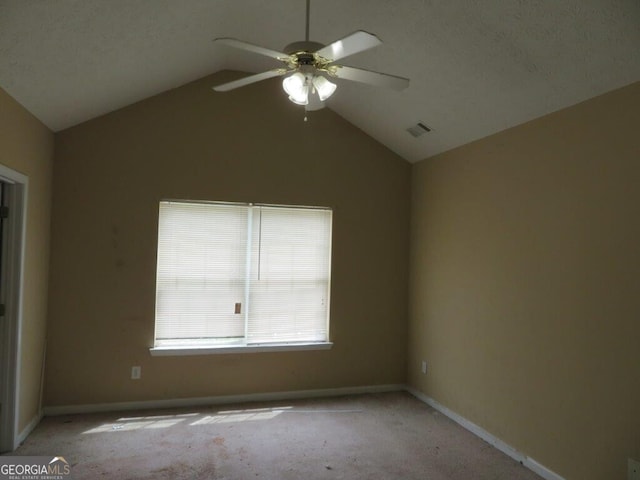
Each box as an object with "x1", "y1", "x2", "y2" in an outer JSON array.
[
  {"x1": 0, "y1": 164, "x2": 28, "y2": 453},
  {"x1": 525, "y1": 458, "x2": 567, "y2": 480},
  {"x1": 149, "y1": 341, "x2": 333, "y2": 356},
  {"x1": 0, "y1": 165, "x2": 28, "y2": 185},
  {"x1": 405, "y1": 387, "x2": 565, "y2": 480},
  {"x1": 37, "y1": 383, "x2": 566, "y2": 480},
  {"x1": 16, "y1": 411, "x2": 42, "y2": 446},
  {"x1": 43, "y1": 383, "x2": 404, "y2": 416}
]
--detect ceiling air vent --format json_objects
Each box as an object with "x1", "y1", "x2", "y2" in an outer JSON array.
[{"x1": 406, "y1": 122, "x2": 432, "y2": 138}]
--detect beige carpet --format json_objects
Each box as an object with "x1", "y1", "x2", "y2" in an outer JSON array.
[{"x1": 8, "y1": 392, "x2": 542, "y2": 479}]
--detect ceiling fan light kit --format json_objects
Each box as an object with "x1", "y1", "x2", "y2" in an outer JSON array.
[
  {"x1": 283, "y1": 72, "x2": 308, "y2": 104},
  {"x1": 312, "y1": 75, "x2": 337, "y2": 101},
  {"x1": 211, "y1": 0, "x2": 409, "y2": 114},
  {"x1": 282, "y1": 70, "x2": 337, "y2": 106}
]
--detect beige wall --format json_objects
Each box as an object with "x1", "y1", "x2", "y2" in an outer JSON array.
[
  {"x1": 409, "y1": 81, "x2": 640, "y2": 479},
  {"x1": 0, "y1": 88, "x2": 54, "y2": 433},
  {"x1": 46, "y1": 71, "x2": 410, "y2": 406}
]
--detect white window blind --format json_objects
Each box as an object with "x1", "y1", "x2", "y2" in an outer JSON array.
[
  {"x1": 247, "y1": 206, "x2": 332, "y2": 343},
  {"x1": 154, "y1": 201, "x2": 332, "y2": 348}
]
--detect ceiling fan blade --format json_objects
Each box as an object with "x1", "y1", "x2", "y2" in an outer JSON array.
[
  {"x1": 214, "y1": 37, "x2": 290, "y2": 61},
  {"x1": 315, "y1": 31, "x2": 382, "y2": 62},
  {"x1": 331, "y1": 65, "x2": 409, "y2": 90},
  {"x1": 212, "y1": 69, "x2": 287, "y2": 92}
]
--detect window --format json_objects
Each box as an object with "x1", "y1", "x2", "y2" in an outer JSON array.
[{"x1": 152, "y1": 200, "x2": 332, "y2": 354}]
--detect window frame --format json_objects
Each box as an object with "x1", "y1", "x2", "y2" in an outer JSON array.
[{"x1": 150, "y1": 200, "x2": 334, "y2": 356}]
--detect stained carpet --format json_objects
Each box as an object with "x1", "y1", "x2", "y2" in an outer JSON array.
[{"x1": 7, "y1": 391, "x2": 543, "y2": 479}]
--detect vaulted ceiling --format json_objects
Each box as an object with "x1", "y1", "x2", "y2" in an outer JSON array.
[{"x1": 1, "y1": 0, "x2": 639, "y2": 162}]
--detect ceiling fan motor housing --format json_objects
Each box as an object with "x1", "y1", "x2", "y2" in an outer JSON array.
[{"x1": 284, "y1": 41, "x2": 324, "y2": 56}]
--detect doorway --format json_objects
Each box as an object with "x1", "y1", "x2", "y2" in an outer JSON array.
[{"x1": 0, "y1": 164, "x2": 28, "y2": 453}]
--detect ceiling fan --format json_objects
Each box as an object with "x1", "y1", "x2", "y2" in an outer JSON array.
[{"x1": 212, "y1": 0, "x2": 409, "y2": 112}]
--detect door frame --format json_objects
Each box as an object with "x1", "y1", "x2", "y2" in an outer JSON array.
[{"x1": 0, "y1": 163, "x2": 28, "y2": 453}]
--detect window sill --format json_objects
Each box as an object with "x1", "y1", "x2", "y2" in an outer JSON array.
[{"x1": 149, "y1": 342, "x2": 333, "y2": 357}]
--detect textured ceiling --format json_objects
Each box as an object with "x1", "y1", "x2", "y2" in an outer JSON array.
[{"x1": 1, "y1": 0, "x2": 639, "y2": 163}]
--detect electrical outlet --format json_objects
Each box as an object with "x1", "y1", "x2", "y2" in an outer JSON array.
[
  {"x1": 421, "y1": 360, "x2": 427, "y2": 374},
  {"x1": 131, "y1": 366, "x2": 141, "y2": 380},
  {"x1": 629, "y1": 458, "x2": 640, "y2": 480}
]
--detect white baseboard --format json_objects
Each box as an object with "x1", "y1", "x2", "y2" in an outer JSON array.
[
  {"x1": 41, "y1": 383, "x2": 563, "y2": 480},
  {"x1": 405, "y1": 387, "x2": 565, "y2": 480},
  {"x1": 43, "y1": 384, "x2": 405, "y2": 416},
  {"x1": 16, "y1": 410, "x2": 43, "y2": 449}
]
